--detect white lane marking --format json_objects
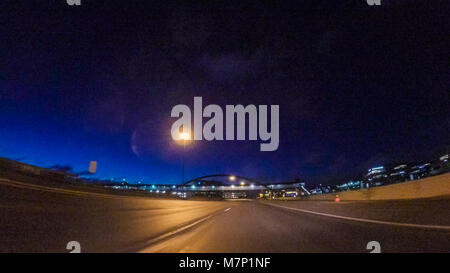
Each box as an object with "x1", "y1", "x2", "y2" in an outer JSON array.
[
  {"x1": 138, "y1": 214, "x2": 215, "y2": 252},
  {"x1": 265, "y1": 203, "x2": 450, "y2": 231},
  {"x1": 138, "y1": 207, "x2": 232, "y2": 252}
]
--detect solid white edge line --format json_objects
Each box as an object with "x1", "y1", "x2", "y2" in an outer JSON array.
[
  {"x1": 138, "y1": 215, "x2": 213, "y2": 252},
  {"x1": 265, "y1": 203, "x2": 450, "y2": 231}
]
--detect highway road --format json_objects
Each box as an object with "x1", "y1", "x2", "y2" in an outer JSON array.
[{"x1": 0, "y1": 178, "x2": 449, "y2": 253}]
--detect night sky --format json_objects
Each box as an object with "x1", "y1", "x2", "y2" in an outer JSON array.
[{"x1": 0, "y1": 1, "x2": 448, "y2": 185}]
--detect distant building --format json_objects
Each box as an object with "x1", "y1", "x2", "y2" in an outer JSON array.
[
  {"x1": 309, "y1": 184, "x2": 335, "y2": 195},
  {"x1": 365, "y1": 166, "x2": 388, "y2": 186},
  {"x1": 307, "y1": 153, "x2": 450, "y2": 196},
  {"x1": 389, "y1": 164, "x2": 408, "y2": 183},
  {"x1": 440, "y1": 154, "x2": 449, "y2": 171},
  {"x1": 337, "y1": 180, "x2": 363, "y2": 191},
  {"x1": 266, "y1": 180, "x2": 310, "y2": 198},
  {"x1": 409, "y1": 163, "x2": 431, "y2": 180}
]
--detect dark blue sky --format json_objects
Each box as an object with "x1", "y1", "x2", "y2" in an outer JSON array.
[{"x1": 0, "y1": 1, "x2": 448, "y2": 185}]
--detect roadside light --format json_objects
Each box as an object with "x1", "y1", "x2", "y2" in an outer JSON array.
[
  {"x1": 240, "y1": 181, "x2": 245, "y2": 186},
  {"x1": 229, "y1": 175, "x2": 236, "y2": 181},
  {"x1": 250, "y1": 184, "x2": 254, "y2": 188},
  {"x1": 231, "y1": 185, "x2": 235, "y2": 188},
  {"x1": 335, "y1": 195, "x2": 340, "y2": 202}
]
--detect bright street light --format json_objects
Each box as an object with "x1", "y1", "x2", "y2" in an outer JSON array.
[{"x1": 179, "y1": 132, "x2": 190, "y2": 140}]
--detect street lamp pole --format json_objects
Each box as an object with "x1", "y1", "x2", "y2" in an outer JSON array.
[
  {"x1": 182, "y1": 138, "x2": 185, "y2": 184},
  {"x1": 178, "y1": 131, "x2": 190, "y2": 184}
]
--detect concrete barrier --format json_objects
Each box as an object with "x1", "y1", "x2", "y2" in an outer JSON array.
[{"x1": 308, "y1": 173, "x2": 450, "y2": 201}]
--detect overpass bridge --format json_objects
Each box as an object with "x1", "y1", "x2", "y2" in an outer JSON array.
[
  {"x1": 173, "y1": 174, "x2": 311, "y2": 199},
  {"x1": 106, "y1": 174, "x2": 311, "y2": 199}
]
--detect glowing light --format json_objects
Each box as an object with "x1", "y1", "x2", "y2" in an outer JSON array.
[
  {"x1": 229, "y1": 176, "x2": 236, "y2": 181},
  {"x1": 179, "y1": 132, "x2": 190, "y2": 140},
  {"x1": 240, "y1": 181, "x2": 245, "y2": 186}
]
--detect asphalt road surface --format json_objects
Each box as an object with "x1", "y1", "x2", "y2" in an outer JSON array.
[{"x1": 0, "y1": 178, "x2": 449, "y2": 253}]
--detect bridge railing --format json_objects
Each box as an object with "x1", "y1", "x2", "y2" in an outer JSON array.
[{"x1": 175, "y1": 185, "x2": 267, "y2": 191}]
